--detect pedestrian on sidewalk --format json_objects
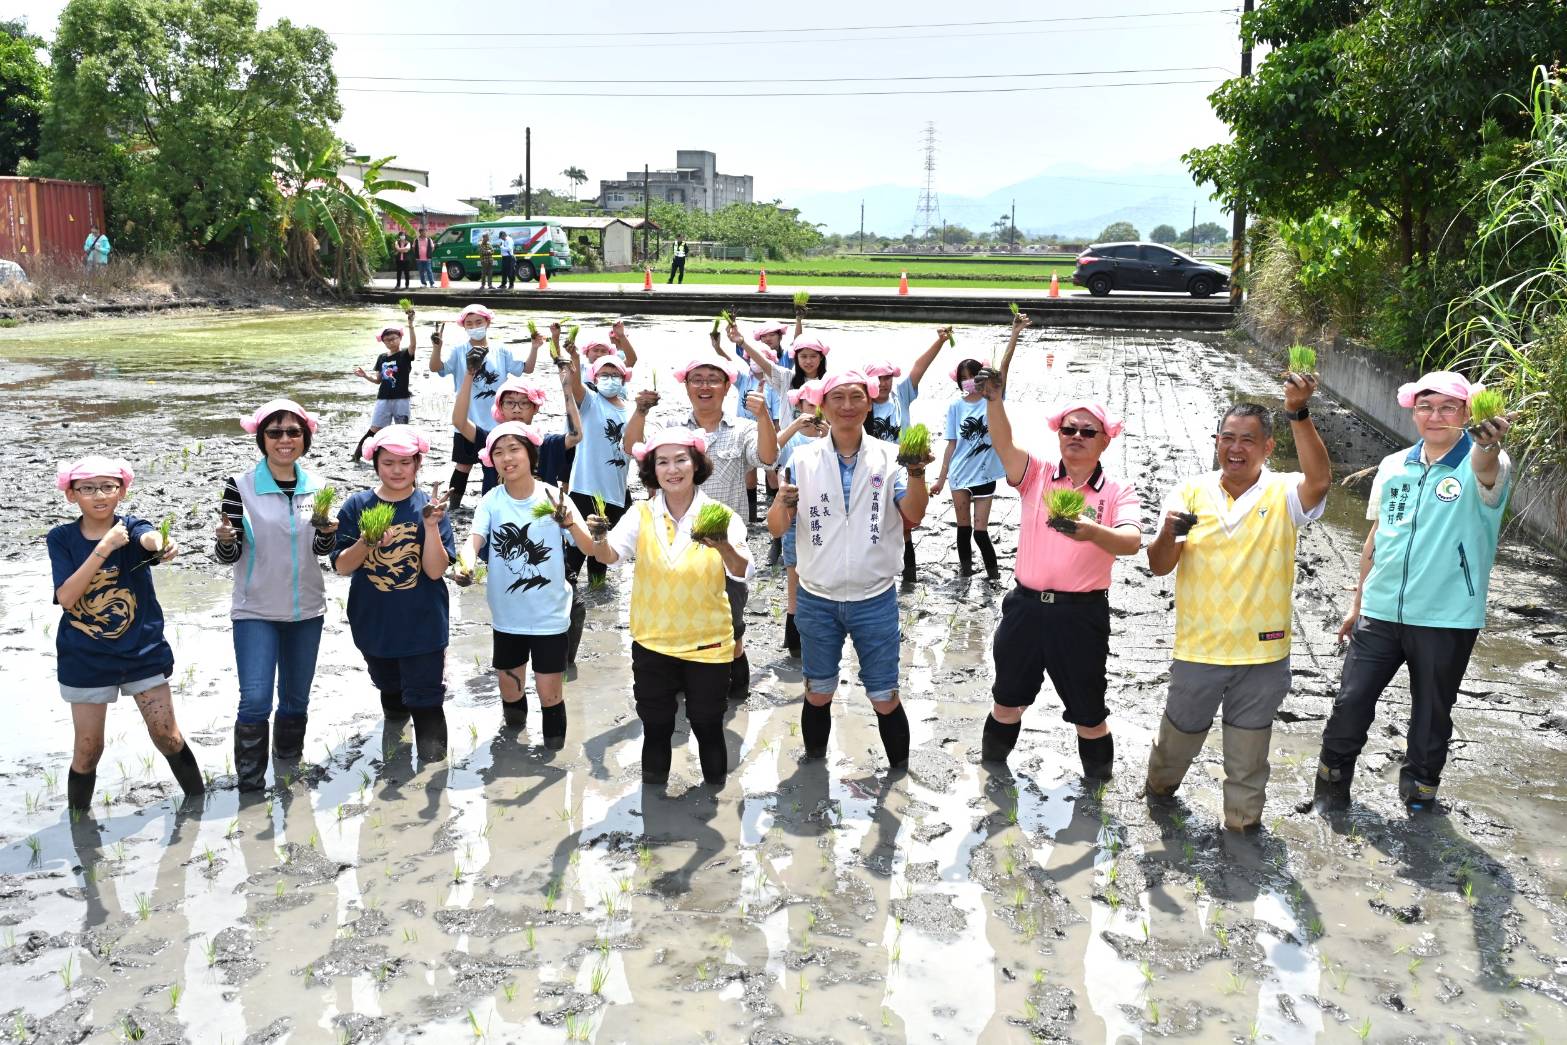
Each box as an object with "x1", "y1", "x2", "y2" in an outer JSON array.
[
  {"x1": 497, "y1": 230, "x2": 515, "y2": 290},
  {"x1": 668, "y1": 239, "x2": 687, "y2": 284},
  {"x1": 415, "y1": 227, "x2": 436, "y2": 287},
  {"x1": 393, "y1": 231, "x2": 412, "y2": 289}
]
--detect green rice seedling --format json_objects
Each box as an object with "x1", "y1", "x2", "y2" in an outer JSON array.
[
  {"x1": 527, "y1": 319, "x2": 538, "y2": 338},
  {"x1": 311, "y1": 487, "x2": 337, "y2": 528},
  {"x1": 696, "y1": 960, "x2": 709, "y2": 981},
  {"x1": 169, "y1": 982, "x2": 183, "y2": 1009},
  {"x1": 1147, "y1": 999, "x2": 1160, "y2": 1025},
  {"x1": 544, "y1": 878, "x2": 560, "y2": 911},
  {"x1": 564, "y1": 1012, "x2": 589, "y2": 1041},
  {"x1": 1286, "y1": 345, "x2": 1317, "y2": 373},
  {"x1": 25, "y1": 836, "x2": 40, "y2": 860},
  {"x1": 1047, "y1": 488, "x2": 1087, "y2": 521},
  {"x1": 58, "y1": 954, "x2": 75, "y2": 989},
  {"x1": 1470, "y1": 388, "x2": 1506, "y2": 424},
  {"x1": 793, "y1": 291, "x2": 810, "y2": 310},
  {"x1": 467, "y1": 1009, "x2": 483, "y2": 1037},
  {"x1": 397, "y1": 297, "x2": 413, "y2": 312},
  {"x1": 589, "y1": 962, "x2": 609, "y2": 995},
  {"x1": 566, "y1": 324, "x2": 580, "y2": 345},
  {"x1": 1354, "y1": 1017, "x2": 1371, "y2": 1040},
  {"x1": 43, "y1": 768, "x2": 57, "y2": 792},
  {"x1": 711, "y1": 312, "x2": 724, "y2": 334},
  {"x1": 525, "y1": 925, "x2": 536, "y2": 950},
  {"x1": 502, "y1": 981, "x2": 517, "y2": 1003},
  {"x1": 159, "y1": 514, "x2": 175, "y2": 546},
  {"x1": 357, "y1": 502, "x2": 396, "y2": 545},
  {"x1": 690, "y1": 502, "x2": 733, "y2": 541},
  {"x1": 946, "y1": 328, "x2": 957, "y2": 346},
  {"x1": 896, "y1": 423, "x2": 931, "y2": 467},
  {"x1": 204, "y1": 938, "x2": 217, "y2": 966},
  {"x1": 1009, "y1": 302, "x2": 1020, "y2": 316},
  {"x1": 796, "y1": 972, "x2": 808, "y2": 1013},
  {"x1": 592, "y1": 494, "x2": 606, "y2": 519}
]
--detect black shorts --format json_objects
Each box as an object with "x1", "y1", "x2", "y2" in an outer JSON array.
[
  {"x1": 453, "y1": 427, "x2": 485, "y2": 467},
  {"x1": 990, "y1": 585, "x2": 1111, "y2": 725},
  {"x1": 493, "y1": 630, "x2": 569, "y2": 675},
  {"x1": 960, "y1": 480, "x2": 998, "y2": 498}
]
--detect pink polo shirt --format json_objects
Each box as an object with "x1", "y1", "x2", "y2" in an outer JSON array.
[{"x1": 1013, "y1": 454, "x2": 1142, "y2": 592}]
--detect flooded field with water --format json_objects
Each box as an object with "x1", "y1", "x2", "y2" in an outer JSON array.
[{"x1": 1, "y1": 307, "x2": 1565, "y2": 1043}]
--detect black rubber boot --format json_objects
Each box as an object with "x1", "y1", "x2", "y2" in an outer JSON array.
[
  {"x1": 783, "y1": 614, "x2": 800, "y2": 658},
  {"x1": 1398, "y1": 768, "x2": 1438, "y2": 811},
  {"x1": 801, "y1": 700, "x2": 832, "y2": 759},
  {"x1": 1078, "y1": 734, "x2": 1115, "y2": 780},
  {"x1": 501, "y1": 696, "x2": 528, "y2": 732},
  {"x1": 746, "y1": 487, "x2": 759, "y2": 523},
  {"x1": 1295, "y1": 763, "x2": 1353, "y2": 814},
  {"x1": 234, "y1": 721, "x2": 270, "y2": 793},
  {"x1": 875, "y1": 703, "x2": 911, "y2": 770},
  {"x1": 164, "y1": 743, "x2": 206, "y2": 798},
  {"x1": 380, "y1": 690, "x2": 411, "y2": 730},
  {"x1": 67, "y1": 768, "x2": 97, "y2": 812},
  {"x1": 272, "y1": 714, "x2": 307, "y2": 761},
  {"x1": 642, "y1": 718, "x2": 675, "y2": 784},
  {"x1": 691, "y1": 720, "x2": 728, "y2": 786},
  {"x1": 411, "y1": 706, "x2": 448, "y2": 764},
  {"x1": 974, "y1": 530, "x2": 1000, "y2": 581},
  {"x1": 902, "y1": 541, "x2": 917, "y2": 584},
  {"x1": 981, "y1": 714, "x2": 1021, "y2": 764},
  {"x1": 956, "y1": 525, "x2": 974, "y2": 576},
  {"x1": 728, "y1": 653, "x2": 750, "y2": 702},
  {"x1": 446, "y1": 469, "x2": 469, "y2": 511},
  {"x1": 541, "y1": 702, "x2": 567, "y2": 750},
  {"x1": 566, "y1": 598, "x2": 587, "y2": 665}
]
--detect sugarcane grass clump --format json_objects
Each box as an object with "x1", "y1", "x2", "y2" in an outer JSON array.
[
  {"x1": 358, "y1": 502, "x2": 396, "y2": 545},
  {"x1": 690, "y1": 501, "x2": 733, "y2": 541},
  {"x1": 1470, "y1": 389, "x2": 1506, "y2": 425},
  {"x1": 897, "y1": 423, "x2": 931, "y2": 467},
  {"x1": 311, "y1": 486, "x2": 336, "y2": 528}
]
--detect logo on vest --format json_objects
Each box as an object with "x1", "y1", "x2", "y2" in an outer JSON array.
[
  {"x1": 871, "y1": 474, "x2": 884, "y2": 489},
  {"x1": 1257, "y1": 630, "x2": 1286, "y2": 642},
  {"x1": 1435, "y1": 476, "x2": 1462, "y2": 503}
]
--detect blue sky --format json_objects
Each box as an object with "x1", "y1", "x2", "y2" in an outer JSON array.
[{"x1": 9, "y1": 1, "x2": 1240, "y2": 213}]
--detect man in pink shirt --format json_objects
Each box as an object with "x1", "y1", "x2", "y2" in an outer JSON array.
[{"x1": 973, "y1": 367, "x2": 1143, "y2": 777}]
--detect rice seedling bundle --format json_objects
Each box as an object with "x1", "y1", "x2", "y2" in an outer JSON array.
[
  {"x1": 358, "y1": 502, "x2": 396, "y2": 545},
  {"x1": 1470, "y1": 389, "x2": 1506, "y2": 424},
  {"x1": 896, "y1": 423, "x2": 931, "y2": 466},
  {"x1": 1287, "y1": 345, "x2": 1317, "y2": 373},
  {"x1": 1047, "y1": 488, "x2": 1087, "y2": 521},
  {"x1": 310, "y1": 486, "x2": 336, "y2": 527},
  {"x1": 690, "y1": 502, "x2": 733, "y2": 541}
]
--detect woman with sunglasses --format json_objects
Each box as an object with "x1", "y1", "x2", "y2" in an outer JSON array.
[
  {"x1": 971, "y1": 369, "x2": 1144, "y2": 780},
  {"x1": 213, "y1": 400, "x2": 337, "y2": 793}
]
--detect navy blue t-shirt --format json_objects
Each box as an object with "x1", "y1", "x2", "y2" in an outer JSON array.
[
  {"x1": 332, "y1": 489, "x2": 456, "y2": 659},
  {"x1": 535, "y1": 433, "x2": 573, "y2": 486},
  {"x1": 47, "y1": 514, "x2": 174, "y2": 688}
]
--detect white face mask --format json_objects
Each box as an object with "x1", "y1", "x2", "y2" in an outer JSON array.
[
  {"x1": 597, "y1": 376, "x2": 624, "y2": 398},
  {"x1": 466, "y1": 324, "x2": 488, "y2": 343}
]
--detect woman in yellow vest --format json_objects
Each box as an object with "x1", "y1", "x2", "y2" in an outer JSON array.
[{"x1": 588, "y1": 428, "x2": 752, "y2": 788}]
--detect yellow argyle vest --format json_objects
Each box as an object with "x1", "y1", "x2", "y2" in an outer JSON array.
[
  {"x1": 629, "y1": 503, "x2": 734, "y2": 664},
  {"x1": 1172, "y1": 473, "x2": 1300, "y2": 665}
]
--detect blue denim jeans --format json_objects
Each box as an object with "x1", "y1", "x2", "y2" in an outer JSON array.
[
  {"x1": 233, "y1": 616, "x2": 325, "y2": 724},
  {"x1": 417, "y1": 260, "x2": 434, "y2": 286},
  {"x1": 795, "y1": 585, "x2": 900, "y2": 701}
]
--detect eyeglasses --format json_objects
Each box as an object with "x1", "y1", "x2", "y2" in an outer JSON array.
[
  {"x1": 381, "y1": 332, "x2": 403, "y2": 341},
  {"x1": 74, "y1": 482, "x2": 122, "y2": 496},
  {"x1": 1413, "y1": 402, "x2": 1465, "y2": 419},
  {"x1": 686, "y1": 376, "x2": 727, "y2": 388},
  {"x1": 1058, "y1": 426, "x2": 1100, "y2": 438},
  {"x1": 264, "y1": 427, "x2": 304, "y2": 439}
]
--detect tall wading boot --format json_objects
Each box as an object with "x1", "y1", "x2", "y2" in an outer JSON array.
[
  {"x1": 411, "y1": 706, "x2": 448, "y2": 765},
  {"x1": 801, "y1": 700, "x2": 832, "y2": 759},
  {"x1": 67, "y1": 768, "x2": 97, "y2": 812},
  {"x1": 1397, "y1": 766, "x2": 1439, "y2": 812},
  {"x1": 956, "y1": 526, "x2": 974, "y2": 577},
  {"x1": 565, "y1": 599, "x2": 586, "y2": 665},
  {"x1": 974, "y1": 529, "x2": 1001, "y2": 581},
  {"x1": 541, "y1": 703, "x2": 567, "y2": 751},
  {"x1": 1078, "y1": 734, "x2": 1115, "y2": 780},
  {"x1": 164, "y1": 742, "x2": 206, "y2": 799},
  {"x1": 641, "y1": 719, "x2": 675, "y2": 784},
  {"x1": 728, "y1": 653, "x2": 750, "y2": 702},
  {"x1": 1221, "y1": 724, "x2": 1273, "y2": 833},
  {"x1": 1143, "y1": 715, "x2": 1209, "y2": 802},
  {"x1": 690, "y1": 720, "x2": 728, "y2": 786},
  {"x1": 875, "y1": 703, "x2": 911, "y2": 770},
  {"x1": 501, "y1": 696, "x2": 528, "y2": 733},
  {"x1": 446, "y1": 469, "x2": 469, "y2": 512},
  {"x1": 783, "y1": 614, "x2": 800, "y2": 658},
  {"x1": 234, "y1": 721, "x2": 271, "y2": 793},
  {"x1": 273, "y1": 714, "x2": 308, "y2": 761},
  {"x1": 1296, "y1": 762, "x2": 1353, "y2": 814},
  {"x1": 746, "y1": 487, "x2": 759, "y2": 523},
  {"x1": 902, "y1": 541, "x2": 917, "y2": 584},
  {"x1": 981, "y1": 714, "x2": 1021, "y2": 764}
]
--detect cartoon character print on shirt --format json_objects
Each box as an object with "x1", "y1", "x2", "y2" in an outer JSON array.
[
  {"x1": 67, "y1": 565, "x2": 136, "y2": 641},
  {"x1": 490, "y1": 521, "x2": 554, "y2": 593},
  {"x1": 602, "y1": 417, "x2": 628, "y2": 470},
  {"x1": 865, "y1": 414, "x2": 900, "y2": 442},
  {"x1": 958, "y1": 415, "x2": 992, "y2": 460},
  {"x1": 467, "y1": 349, "x2": 500, "y2": 402},
  {"x1": 365, "y1": 522, "x2": 422, "y2": 592},
  {"x1": 379, "y1": 357, "x2": 399, "y2": 388}
]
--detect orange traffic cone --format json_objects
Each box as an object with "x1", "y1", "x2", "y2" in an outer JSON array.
[
  {"x1": 537, "y1": 265, "x2": 549, "y2": 290},
  {"x1": 643, "y1": 267, "x2": 653, "y2": 292},
  {"x1": 898, "y1": 270, "x2": 909, "y2": 295},
  {"x1": 1049, "y1": 273, "x2": 1060, "y2": 298},
  {"x1": 439, "y1": 265, "x2": 450, "y2": 289},
  {"x1": 757, "y1": 268, "x2": 768, "y2": 293}
]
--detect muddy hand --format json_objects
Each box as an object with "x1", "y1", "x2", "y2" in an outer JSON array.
[
  {"x1": 1338, "y1": 609, "x2": 1359, "y2": 644},
  {"x1": 586, "y1": 514, "x2": 609, "y2": 542},
  {"x1": 1165, "y1": 509, "x2": 1198, "y2": 538},
  {"x1": 1471, "y1": 414, "x2": 1511, "y2": 448},
  {"x1": 1283, "y1": 372, "x2": 1317, "y2": 411},
  {"x1": 549, "y1": 488, "x2": 571, "y2": 525},
  {"x1": 973, "y1": 366, "x2": 1003, "y2": 399},
  {"x1": 743, "y1": 390, "x2": 767, "y2": 417},
  {"x1": 1046, "y1": 516, "x2": 1079, "y2": 537},
  {"x1": 97, "y1": 522, "x2": 130, "y2": 555},
  {"x1": 1012, "y1": 311, "x2": 1032, "y2": 331},
  {"x1": 635, "y1": 389, "x2": 660, "y2": 414},
  {"x1": 157, "y1": 536, "x2": 180, "y2": 562},
  {"x1": 779, "y1": 481, "x2": 799, "y2": 510},
  {"x1": 423, "y1": 482, "x2": 447, "y2": 522}
]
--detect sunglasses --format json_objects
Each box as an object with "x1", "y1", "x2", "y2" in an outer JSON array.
[
  {"x1": 264, "y1": 427, "x2": 305, "y2": 439},
  {"x1": 1058, "y1": 425, "x2": 1100, "y2": 438}
]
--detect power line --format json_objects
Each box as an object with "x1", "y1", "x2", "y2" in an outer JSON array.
[
  {"x1": 338, "y1": 65, "x2": 1234, "y2": 87},
  {"x1": 337, "y1": 78, "x2": 1225, "y2": 100}
]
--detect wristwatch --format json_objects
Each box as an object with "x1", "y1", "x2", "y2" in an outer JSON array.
[{"x1": 1284, "y1": 406, "x2": 1310, "y2": 422}]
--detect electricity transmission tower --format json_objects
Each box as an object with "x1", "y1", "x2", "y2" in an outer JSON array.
[{"x1": 912, "y1": 122, "x2": 941, "y2": 241}]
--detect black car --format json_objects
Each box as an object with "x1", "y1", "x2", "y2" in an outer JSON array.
[{"x1": 1072, "y1": 242, "x2": 1229, "y2": 298}]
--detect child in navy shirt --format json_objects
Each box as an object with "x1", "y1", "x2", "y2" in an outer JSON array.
[{"x1": 48, "y1": 456, "x2": 205, "y2": 811}]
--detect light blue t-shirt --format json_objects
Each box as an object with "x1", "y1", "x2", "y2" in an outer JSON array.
[
  {"x1": 440, "y1": 341, "x2": 529, "y2": 431},
  {"x1": 569, "y1": 388, "x2": 633, "y2": 506},
  {"x1": 472, "y1": 483, "x2": 575, "y2": 636},
  {"x1": 944, "y1": 396, "x2": 1007, "y2": 490},
  {"x1": 867, "y1": 377, "x2": 917, "y2": 443},
  {"x1": 734, "y1": 367, "x2": 786, "y2": 426}
]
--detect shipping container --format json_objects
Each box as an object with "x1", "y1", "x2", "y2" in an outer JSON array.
[{"x1": 0, "y1": 177, "x2": 107, "y2": 270}]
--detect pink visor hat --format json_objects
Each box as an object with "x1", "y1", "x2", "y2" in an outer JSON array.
[
  {"x1": 1047, "y1": 400, "x2": 1124, "y2": 440},
  {"x1": 491, "y1": 376, "x2": 548, "y2": 420},
  {"x1": 454, "y1": 304, "x2": 496, "y2": 325},
  {"x1": 588, "y1": 356, "x2": 632, "y2": 383},
  {"x1": 241, "y1": 399, "x2": 319, "y2": 435},
  {"x1": 865, "y1": 359, "x2": 903, "y2": 379},
  {"x1": 807, "y1": 370, "x2": 876, "y2": 406},
  {"x1": 631, "y1": 428, "x2": 707, "y2": 462},
  {"x1": 57, "y1": 455, "x2": 134, "y2": 492},
  {"x1": 377, "y1": 325, "x2": 403, "y2": 341},
  {"x1": 1396, "y1": 370, "x2": 1483, "y2": 408},
  {"x1": 479, "y1": 422, "x2": 544, "y2": 467},
  {"x1": 675, "y1": 357, "x2": 737, "y2": 385},
  {"x1": 788, "y1": 378, "x2": 825, "y2": 409},
  {"x1": 364, "y1": 424, "x2": 431, "y2": 459}
]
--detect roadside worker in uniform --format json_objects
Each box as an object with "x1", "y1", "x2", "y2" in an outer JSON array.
[
  {"x1": 430, "y1": 304, "x2": 538, "y2": 510},
  {"x1": 478, "y1": 233, "x2": 495, "y2": 290},
  {"x1": 1301, "y1": 371, "x2": 1511, "y2": 813},
  {"x1": 768, "y1": 370, "x2": 932, "y2": 770},
  {"x1": 497, "y1": 230, "x2": 515, "y2": 290},
  {"x1": 972, "y1": 375, "x2": 1143, "y2": 777},
  {"x1": 1143, "y1": 372, "x2": 1330, "y2": 832},
  {"x1": 668, "y1": 238, "x2": 688, "y2": 284}
]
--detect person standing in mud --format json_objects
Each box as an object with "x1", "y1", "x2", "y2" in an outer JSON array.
[
  {"x1": 1302, "y1": 371, "x2": 1512, "y2": 813},
  {"x1": 430, "y1": 304, "x2": 538, "y2": 511},
  {"x1": 721, "y1": 319, "x2": 801, "y2": 522},
  {"x1": 588, "y1": 428, "x2": 753, "y2": 788},
  {"x1": 767, "y1": 370, "x2": 932, "y2": 770},
  {"x1": 1143, "y1": 374, "x2": 1330, "y2": 833},
  {"x1": 972, "y1": 382, "x2": 1143, "y2": 777},
  {"x1": 50, "y1": 457, "x2": 205, "y2": 811},
  {"x1": 332, "y1": 426, "x2": 455, "y2": 765},
  {"x1": 351, "y1": 306, "x2": 420, "y2": 464},
  {"x1": 775, "y1": 381, "x2": 829, "y2": 657},
  {"x1": 929, "y1": 311, "x2": 1029, "y2": 580},
  {"x1": 447, "y1": 329, "x2": 550, "y2": 494},
  {"x1": 621, "y1": 353, "x2": 778, "y2": 701},
  {"x1": 563, "y1": 333, "x2": 635, "y2": 587},
  {"x1": 213, "y1": 400, "x2": 338, "y2": 793}
]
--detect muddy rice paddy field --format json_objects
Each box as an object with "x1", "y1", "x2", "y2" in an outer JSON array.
[{"x1": 0, "y1": 308, "x2": 1565, "y2": 1043}]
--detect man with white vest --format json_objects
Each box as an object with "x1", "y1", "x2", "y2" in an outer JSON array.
[{"x1": 767, "y1": 370, "x2": 932, "y2": 770}]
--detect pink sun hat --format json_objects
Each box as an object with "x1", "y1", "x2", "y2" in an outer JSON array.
[
  {"x1": 675, "y1": 357, "x2": 737, "y2": 384},
  {"x1": 377, "y1": 325, "x2": 404, "y2": 342},
  {"x1": 1047, "y1": 400, "x2": 1124, "y2": 440},
  {"x1": 588, "y1": 355, "x2": 632, "y2": 383},
  {"x1": 806, "y1": 370, "x2": 877, "y2": 406},
  {"x1": 1396, "y1": 370, "x2": 1483, "y2": 408},
  {"x1": 864, "y1": 359, "x2": 903, "y2": 379},
  {"x1": 631, "y1": 428, "x2": 707, "y2": 462},
  {"x1": 479, "y1": 422, "x2": 544, "y2": 467},
  {"x1": 788, "y1": 378, "x2": 825, "y2": 409},
  {"x1": 790, "y1": 335, "x2": 831, "y2": 357},
  {"x1": 363, "y1": 424, "x2": 431, "y2": 459},
  {"x1": 57, "y1": 455, "x2": 135, "y2": 492},
  {"x1": 241, "y1": 399, "x2": 319, "y2": 435},
  {"x1": 491, "y1": 376, "x2": 549, "y2": 421},
  {"x1": 752, "y1": 321, "x2": 791, "y2": 340},
  {"x1": 454, "y1": 303, "x2": 496, "y2": 325}
]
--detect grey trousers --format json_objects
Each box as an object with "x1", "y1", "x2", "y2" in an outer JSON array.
[{"x1": 1164, "y1": 657, "x2": 1291, "y2": 733}]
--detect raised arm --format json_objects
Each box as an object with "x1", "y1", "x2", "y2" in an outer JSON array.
[
  {"x1": 564, "y1": 338, "x2": 587, "y2": 405},
  {"x1": 558, "y1": 360, "x2": 585, "y2": 448},
  {"x1": 747, "y1": 392, "x2": 778, "y2": 467},
  {"x1": 427, "y1": 322, "x2": 447, "y2": 373},
  {"x1": 1284, "y1": 373, "x2": 1331, "y2": 512},
  {"x1": 978, "y1": 375, "x2": 1028, "y2": 485},
  {"x1": 729, "y1": 323, "x2": 780, "y2": 380},
  {"x1": 450, "y1": 365, "x2": 479, "y2": 442},
  {"x1": 610, "y1": 320, "x2": 638, "y2": 369},
  {"x1": 997, "y1": 312, "x2": 1030, "y2": 387},
  {"x1": 908, "y1": 327, "x2": 951, "y2": 389},
  {"x1": 519, "y1": 329, "x2": 542, "y2": 375},
  {"x1": 622, "y1": 390, "x2": 654, "y2": 455},
  {"x1": 404, "y1": 309, "x2": 419, "y2": 357}
]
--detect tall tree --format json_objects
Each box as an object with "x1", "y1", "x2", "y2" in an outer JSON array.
[
  {"x1": 1149, "y1": 224, "x2": 1179, "y2": 244},
  {"x1": 35, "y1": 0, "x2": 341, "y2": 252},
  {"x1": 0, "y1": 19, "x2": 47, "y2": 173},
  {"x1": 1099, "y1": 221, "x2": 1139, "y2": 242},
  {"x1": 561, "y1": 165, "x2": 587, "y2": 200}
]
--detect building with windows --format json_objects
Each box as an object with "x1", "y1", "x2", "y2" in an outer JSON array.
[{"x1": 598, "y1": 151, "x2": 752, "y2": 214}]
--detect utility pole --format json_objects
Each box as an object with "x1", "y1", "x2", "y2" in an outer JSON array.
[
  {"x1": 1191, "y1": 201, "x2": 1197, "y2": 250},
  {"x1": 1230, "y1": 0, "x2": 1254, "y2": 304},
  {"x1": 524, "y1": 127, "x2": 532, "y2": 219},
  {"x1": 642, "y1": 164, "x2": 650, "y2": 260},
  {"x1": 1009, "y1": 199, "x2": 1016, "y2": 253},
  {"x1": 859, "y1": 200, "x2": 864, "y2": 254}
]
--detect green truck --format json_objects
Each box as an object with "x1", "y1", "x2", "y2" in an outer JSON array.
[{"x1": 431, "y1": 220, "x2": 573, "y2": 282}]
